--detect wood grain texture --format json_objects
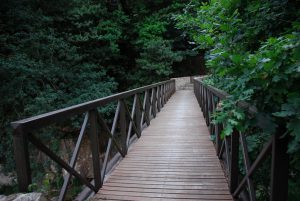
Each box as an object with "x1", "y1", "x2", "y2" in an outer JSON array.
[{"x1": 92, "y1": 90, "x2": 232, "y2": 201}]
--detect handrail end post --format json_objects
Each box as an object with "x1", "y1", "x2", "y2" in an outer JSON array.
[
  {"x1": 120, "y1": 101, "x2": 128, "y2": 156},
  {"x1": 270, "y1": 127, "x2": 289, "y2": 201},
  {"x1": 13, "y1": 128, "x2": 31, "y2": 192},
  {"x1": 88, "y1": 110, "x2": 102, "y2": 190},
  {"x1": 229, "y1": 129, "x2": 239, "y2": 193}
]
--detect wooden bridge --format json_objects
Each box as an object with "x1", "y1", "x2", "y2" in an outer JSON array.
[
  {"x1": 11, "y1": 78, "x2": 289, "y2": 201},
  {"x1": 93, "y1": 90, "x2": 232, "y2": 200}
]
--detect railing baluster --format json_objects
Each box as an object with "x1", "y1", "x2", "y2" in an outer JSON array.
[
  {"x1": 218, "y1": 139, "x2": 225, "y2": 159},
  {"x1": 96, "y1": 113, "x2": 124, "y2": 158},
  {"x1": 119, "y1": 100, "x2": 128, "y2": 155},
  {"x1": 28, "y1": 133, "x2": 97, "y2": 192},
  {"x1": 157, "y1": 86, "x2": 161, "y2": 112},
  {"x1": 88, "y1": 110, "x2": 102, "y2": 189},
  {"x1": 205, "y1": 88, "x2": 210, "y2": 126},
  {"x1": 169, "y1": 82, "x2": 172, "y2": 99},
  {"x1": 58, "y1": 113, "x2": 89, "y2": 201},
  {"x1": 229, "y1": 129, "x2": 239, "y2": 193},
  {"x1": 233, "y1": 138, "x2": 273, "y2": 197},
  {"x1": 142, "y1": 90, "x2": 150, "y2": 126},
  {"x1": 270, "y1": 127, "x2": 288, "y2": 201},
  {"x1": 135, "y1": 94, "x2": 142, "y2": 137},
  {"x1": 122, "y1": 100, "x2": 140, "y2": 143},
  {"x1": 240, "y1": 133, "x2": 256, "y2": 201},
  {"x1": 149, "y1": 88, "x2": 154, "y2": 119},
  {"x1": 215, "y1": 123, "x2": 222, "y2": 156},
  {"x1": 224, "y1": 136, "x2": 231, "y2": 172},
  {"x1": 163, "y1": 84, "x2": 167, "y2": 106},
  {"x1": 161, "y1": 85, "x2": 164, "y2": 106},
  {"x1": 203, "y1": 86, "x2": 206, "y2": 118},
  {"x1": 202, "y1": 85, "x2": 205, "y2": 109},
  {"x1": 200, "y1": 84, "x2": 203, "y2": 109},
  {"x1": 166, "y1": 83, "x2": 169, "y2": 100},
  {"x1": 13, "y1": 128, "x2": 31, "y2": 192},
  {"x1": 152, "y1": 88, "x2": 157, "y2": 118},
  {"x1": 161, "y1": 84, "x2": 165, "y2": 107},
  {"x1": 126, "y1": 96, "x2": 137, "y2": 145},
  {"x1": 101, "y1": 102, "x2": 120, "y2": 179},
  {"x1": 209, "y1": 92, "x2": 214, "y2": 136}
]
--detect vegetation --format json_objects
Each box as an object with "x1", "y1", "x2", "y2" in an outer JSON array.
[
  {"x1": 0, "y1": 0, "x2": 198, "y2": 197},
  {"x1": 177, "y1": 0, "x2": 300, "y2": 200}
]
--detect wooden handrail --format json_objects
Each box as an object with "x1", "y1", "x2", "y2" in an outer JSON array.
[
  {"x1": 193, "y1": 78, "x2": 289, "y2": 201},
  {"x1": 11, "y1": 79, "x2": 176, "y2": 201},
  {"x1": 11, "y1": 80, "x2": 173, "y2": 132}
]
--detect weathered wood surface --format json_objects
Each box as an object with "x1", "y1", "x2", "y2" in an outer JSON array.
[{"x1": 92, "y1": 90, "x2": 233, "y2": 201}]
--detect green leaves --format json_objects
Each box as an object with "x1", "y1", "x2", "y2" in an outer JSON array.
[
  {"x1": 222, "y1": 124, "x2": 233, "y2": 137},
  {"x1": 287, "y1": 118, "x2": 300, "y2": 152},
  {"x1": 177, "y1": 0, "x2": 300, "y2": 199},
  {"x1": 131, "y1": 6, "x2": 185, "y2": 86}
]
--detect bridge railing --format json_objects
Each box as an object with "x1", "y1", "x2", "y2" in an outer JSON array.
[
  {"x1": 194, "y1": 78, "x2": 288, "y2": 201},
  {"x1": 11, "y1": 79, "x2": 175, "y2": 201}
]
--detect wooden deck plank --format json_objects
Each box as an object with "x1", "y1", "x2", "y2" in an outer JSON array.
[{"x1": 92, "y1": 90, "x2": 232, "y2": 201}]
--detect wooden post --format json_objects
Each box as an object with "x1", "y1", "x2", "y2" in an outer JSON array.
[
  {"x1": 205, "y1": 88, "x2": 209, "y2": 126},
  {"x1": 13, "y1": 127, "x2": 31, "y2": 192},
  {"x1": 157, "y1": 86, "x2": 161, "y2": 112},
  {"x1": 216, "y1": 123, "x2": 222, "y2": 156},
  {"x1": 161, "y1": 84, "x2": 165, "y2": 107},
  {"x1": 152, "y1": 88, "x2": 157, "y2": 118},
  {"x1": 229, "y1": 129, "x2": 239, "y2": 193},
  {"x1": 144, "y1": 90, "x2": 151, "y2": 126},
  {"x1": 209, "y1": 92, "x2": 214, "y2": 135},
  {"x1": 88, "y1": 110, "x2": 102, "y2": 189},
  {"x1": 120, "y1": 100, "x2": 128, "y2": 155},
  {"x1": 270, "y1": 127, "x2": 288, "y2": 201},
  {"x1": 168, "y1": 83, "x2": 170, "y2": 99},
  {"x1": 135, "y1": 94, "x2": 142, "y2": 137}
]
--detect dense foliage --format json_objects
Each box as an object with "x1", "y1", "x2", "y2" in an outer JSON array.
[
  {"x1": 177, "y1": 0, "x2": 300, "y2": 200},
  {"x1": 0, "y1": 0, "x2": 201, "y2": 196}
]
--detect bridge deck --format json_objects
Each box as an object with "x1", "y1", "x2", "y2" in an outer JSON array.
[{"x1": 92, "y1": 90, "x2": 233, "y2": 201}]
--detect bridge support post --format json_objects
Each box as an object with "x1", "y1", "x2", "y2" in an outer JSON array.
[
  {"x1": 89, "y1": 110, "x2": 102, "y2": 189},
  {"x1": 144, "y1": 90, "x2": 151, "y2": 126},
  {"x1": 229, "y1": 129, "x2": 239, "y2": 193},
  {"x1": 215, "y1": 124, "x2": 222, "y2": 156},
  {"x1": 135, "y1": 94, "x2": 142, "y2": 137},
  {"x1": 13, "y1": 128, "x2": 31, "y2": 192},
  {"x1": 120, "y1": 100, "x2": 128, "y2": 155},
  {"x1": 152, "y1": 88, "x2": 157, "y2": 118},
  {"x1": 157, "y1": 86, "x2": 161, "y2": 112},
  {"x1": 270, "y1": 128, "x2": 288, "y2": 201}
]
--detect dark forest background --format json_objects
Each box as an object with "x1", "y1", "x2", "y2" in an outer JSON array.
[{"x1": 0, "y1": 0, "x2": 203, "y2": 174}]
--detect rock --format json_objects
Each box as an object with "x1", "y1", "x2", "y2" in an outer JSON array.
[
  {"x1": 34, "y1": 137, "x2": 95, "y2": 179},
  {"x1": 0, "y1": 165, "x2": 15, "y2": 187},
  {"x1": 60, "y1": 137, "x2": 94, "y2": 179},
  {"x1": 0, "y1": 193, "x2": 48, "y2": 201},
  {"x1": 0, "y1": 193, "x2": 20, "y2": 201}
]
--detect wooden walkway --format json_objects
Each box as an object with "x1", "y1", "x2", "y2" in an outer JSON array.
[{"x1": 92, "y1": 90, "x2": 233, "y2": 201}]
